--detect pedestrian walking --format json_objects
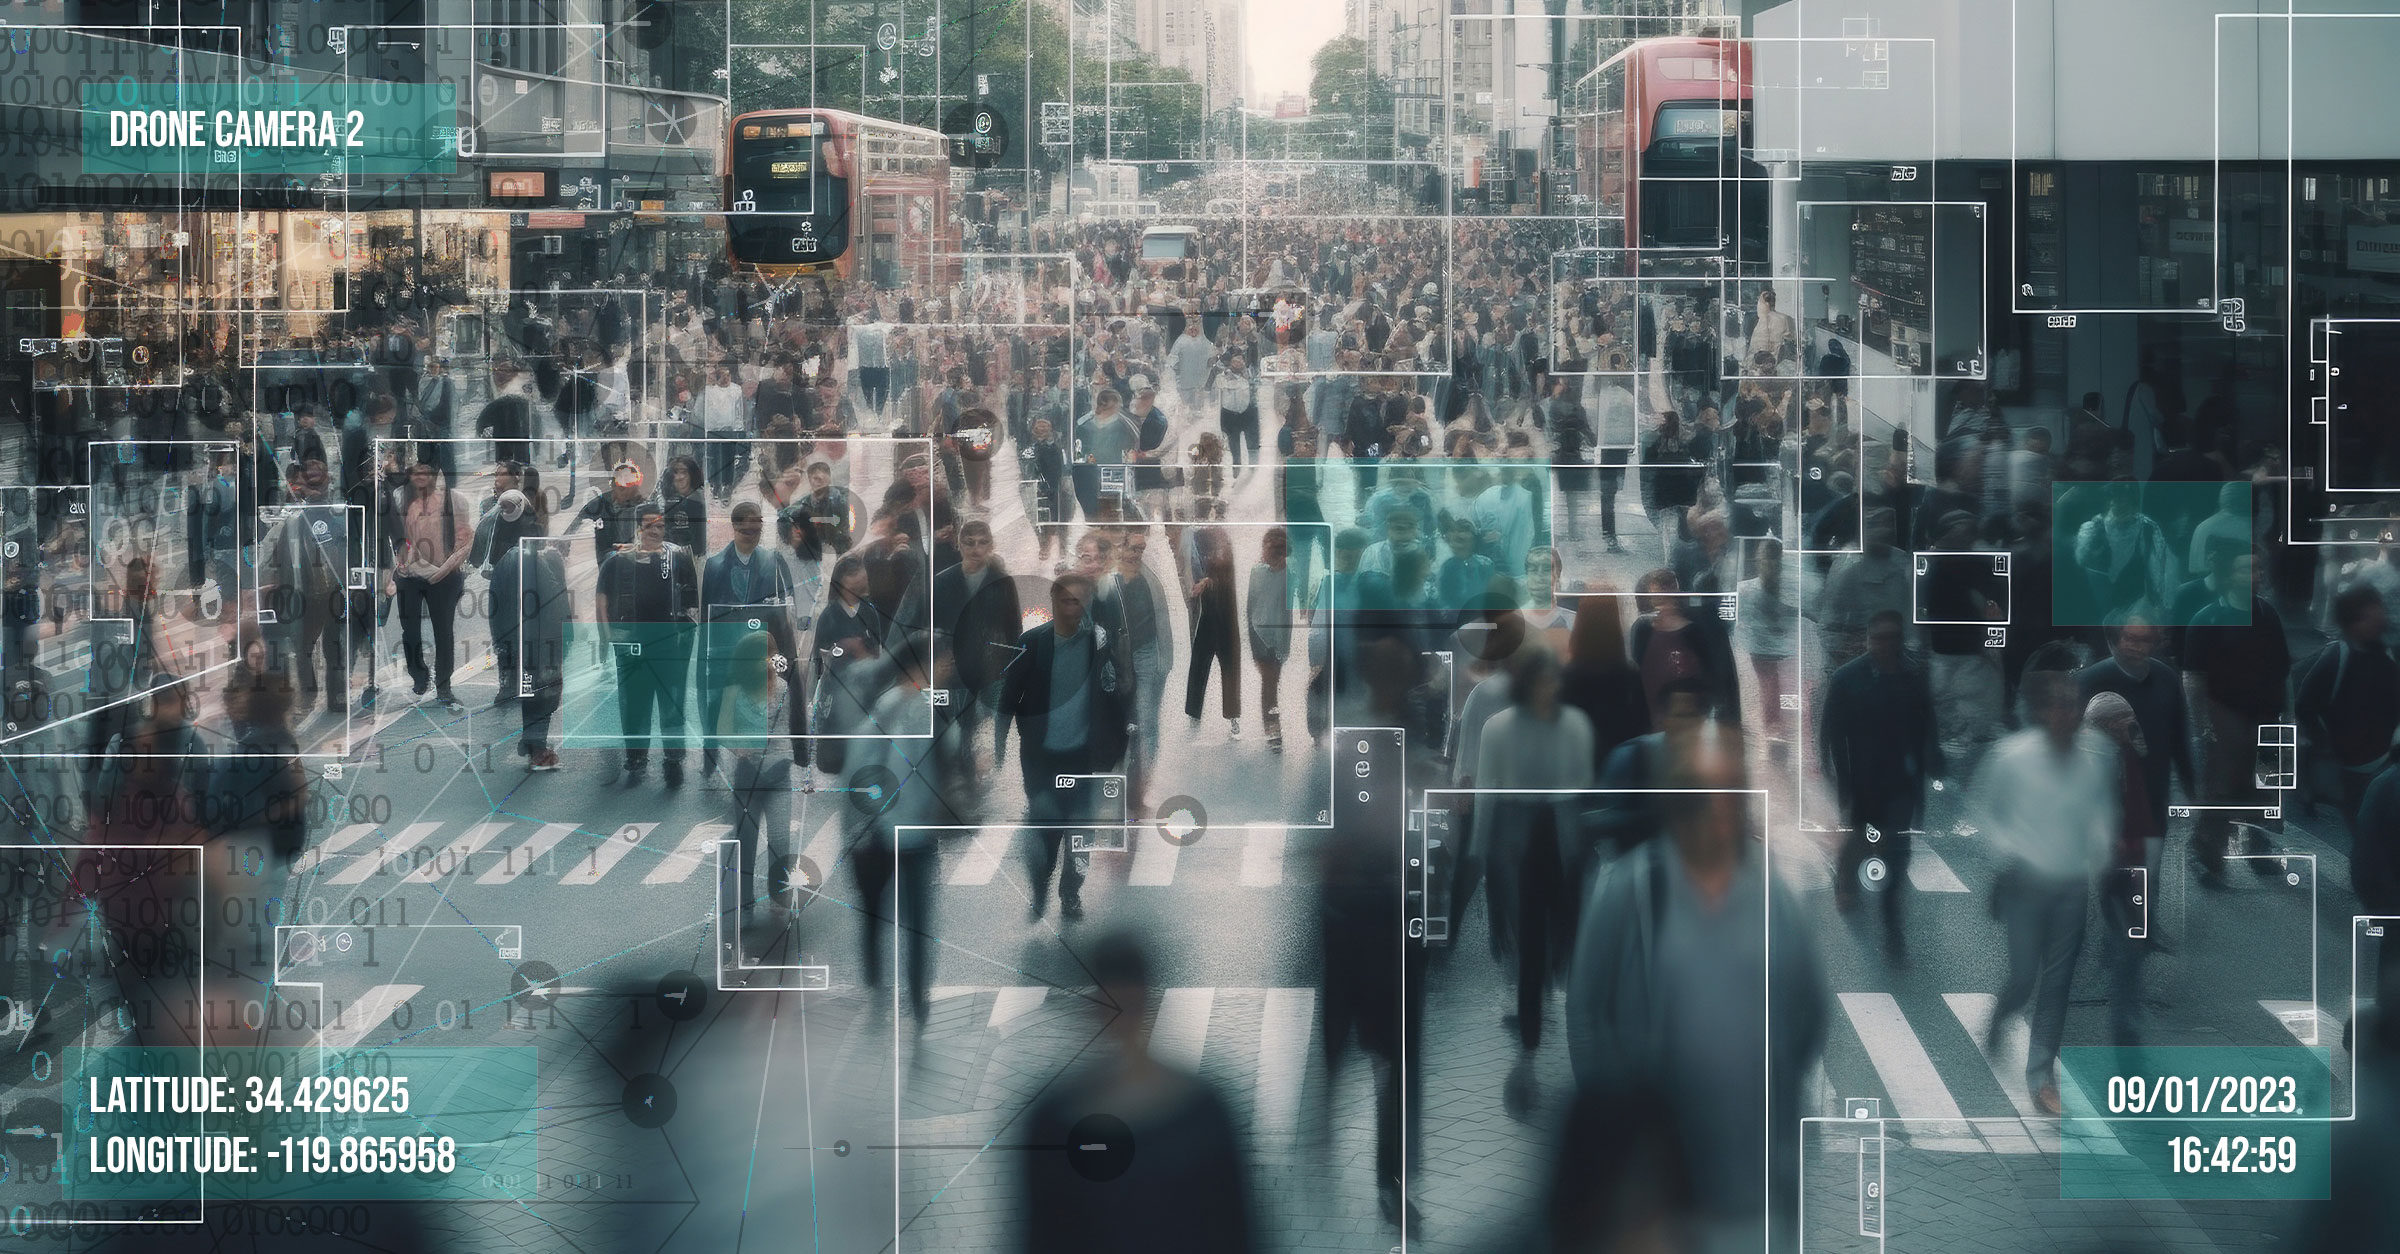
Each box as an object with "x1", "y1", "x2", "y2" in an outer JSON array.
[
  {"x1": 1474, "y1": 643, "x2": 1595, "y2": 1117},
  {"x1": 2078, "y1": 612, "x2": 2195, "y2": 886},
  {"x1": 383, "y1": 458, "x2": 472, "y2": 711},
  {"x1": 2296, "y1": 584, "x2": 2397, "y2": 832},
  {"x1": 1245, "y1": 528, "x2": 1294, "y2": 749},
  {"x1": 1735, "y1": 537, "x2": 1796, "y2": 743},
  {"x1": 1975, "y1": 669, "x2": 2118, "y2": 1116},
  {"x1": 1818, "y1": 610, "x2": 1940, "y2": 963},
  {"x1": 995, "y1": 573, "x2": 1127, "y2": 922},
  {"x1": 2086, "y1": 690, "x2": 2156, "y2": 1045},
  {"x1": 2181, "y1": 545, "x2": 2289, "y2": 884},
  {"x1": 1567, "y1": 723, "x2": 1827, "y2": 1249},
  {"x1": 596, "y1": 504, "x2": 700, "y2": 787},
  {"x1": 1020, "y1": 928, "x2": 1257, "y2": 1253},
  {"x1": 717, "y1": 630, "x2": 796, "y2": 912},
  {"x1": 1182, "y1": 524, "x2": 1242, "y2": 738}
]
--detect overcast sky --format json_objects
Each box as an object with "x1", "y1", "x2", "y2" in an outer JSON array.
[{"x1": 1244, "y1": 0, "x2": 1347, "y2": 102}]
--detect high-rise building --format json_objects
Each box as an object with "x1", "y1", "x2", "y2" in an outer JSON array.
[{"x1": 1132, "y1": 0, "x2": 1246, "y2": 113}]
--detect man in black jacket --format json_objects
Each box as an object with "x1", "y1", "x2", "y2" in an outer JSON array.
[
  {"x1": 931, "y1": 518, "x2": 1021, "y2": 780},
  {"x1": 2297, "y1": 584, "x2": 2398, "y2": 834},
  {"x1": 996, "y1": 572, "x2": 1124, "y2": 922},
  {"x1": 1820, "y1": 611, "x2": 1942, "y2": 960},
  {"x1": 2182, "y1": 545, "x2": 2290, "y2": 882}
]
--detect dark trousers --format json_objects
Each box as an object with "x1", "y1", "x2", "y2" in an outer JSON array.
[
  {"x1": 347, "y1": 588, "x2": 377, "y2": 687},
  {"x1": 704, "y1": 439, "x2": 745, "y2": 498},
  {"x1": 395, "y1": 571, "x2": 464, "y2": 696},
  {"x1": 1837, "y1": 796, "x2": 1915, "y2": 938},
  {"x1": 857, "y1": 366, "x2": 891, "y2": 411},
  {"x1": 612, "y1": 629, "x2": 692, "y2": 764},
  {"x1": 1021, "y1": 751, "x2": 1098, "y2": 910},
  {"x1": 852, "y1": 840, "x2": 933, "y2": 1017},
  {"x1": 1599, "y1": 467, "x2": 1624, "y2": 538},
  {"x1": 520, "y1": 664, "x2": 562, "y2": 753},
  {"x1": 273, "y1": 600, "x2": 343, "y2": 703},
  {"x1": 1513, "y1": 808, "x2": 1572, "y2": 1051},
  {"x1": 1320, "y1": 894, "x2": 1424, "y2": 1194},
  {"x1": 2194, "y1": 699, "x2": 2260, "y2": 874},
  {"x1": 1185, "y1": 599, "x2": 1240, "y2": 720},
  {"x1": 1221, "y1": 406, "x2": 1259, "y2": 465},
  {"x1": 2100, "y1": 873, "x2": 2148, "y2": 1046},
  {"x1": 490, "y1": 628, "x2": 518, "y2": 698}
]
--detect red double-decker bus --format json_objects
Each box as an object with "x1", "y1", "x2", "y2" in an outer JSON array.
[
  {"x1": 1575, "y1": 37, "x2": 1769, "y2": 270},
  {"x1": 725, "y1": 107, "x2": 954, "y2": 288}
]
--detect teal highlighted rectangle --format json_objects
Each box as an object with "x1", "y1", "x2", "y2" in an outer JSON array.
[
  {"x1": 2054, "y1": 480, "x2": 2252, "y2": 627},
  {"x1": 2057, "y1": 1045, "x2": 2332, "y2": 1200},
  {"x1": 81, "y1": 82, "x2": 459, "y2": 176},
  {"x1": 64, "y1": 1046, "x2": 536, "y2": 1202}
]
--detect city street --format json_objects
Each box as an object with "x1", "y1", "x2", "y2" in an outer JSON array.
[{"x1": 0, "y1": 434, "x2": 2360, "y2": 1252}]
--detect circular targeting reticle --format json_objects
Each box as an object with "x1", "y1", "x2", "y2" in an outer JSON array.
[
  {"x1": 622, "y1": 1074, "x2": 677, "y2": 1128},
  {"x1": 847, "y1": 765, "x2": 901, "y2": 817},
  {"x1": 1155, "y1": 796, "x2": 1208, "y2": 847},
  {"x1": 654, "y1": 970, "x2": 707, "y2": 1022},
  {"x1": 1064, "y1": 1113, "x2": 1135, "y2": 1182},
  {"x1": 509, "y1": 960, "x2": 562, "y2": 1004}
]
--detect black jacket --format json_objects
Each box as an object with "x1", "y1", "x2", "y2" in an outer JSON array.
[
  {"x1": 933, "y1": 563, "x2": 1024, "y2": 692},
  {"x1": 996, "y1": 621, "x2": 1125, "y2": 771}
]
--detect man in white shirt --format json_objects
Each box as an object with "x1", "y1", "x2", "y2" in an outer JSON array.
[{"x1": 1974, "y1": 669, "x2": 2118, "y2": 1115}]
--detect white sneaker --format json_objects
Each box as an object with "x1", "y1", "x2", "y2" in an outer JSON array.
[{"x1": 1228, "y1": 719, "x2": 1241, "y2": 740}]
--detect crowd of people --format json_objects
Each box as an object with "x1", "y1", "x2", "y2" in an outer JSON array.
[{"x1": 8, "y1": 190, "x2": 2396, "y2": 1253}]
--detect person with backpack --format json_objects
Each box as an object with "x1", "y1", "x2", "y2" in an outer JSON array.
[
  {"x1": 2074, "y1": 481, "x2": 2176, "y2": 621},
  {"x1": 382, "y1": 458, "x2": 473, "y2": 711}
]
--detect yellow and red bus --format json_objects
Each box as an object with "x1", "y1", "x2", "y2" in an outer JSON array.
[
  {"x1": 726, "y1": 107, "x2": 954, "y2": 288},
  {"x1": 1575, "y1": 37, "x2": 1769, "y2": 270}
]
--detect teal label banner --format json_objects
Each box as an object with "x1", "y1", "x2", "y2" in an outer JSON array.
[
  {"x1": 64, "y1": 1046, "x2": 536, "y2": 1202},
  {"x1": 2058, "y1": 1045, "x2": 2332, "y2": 1201},
  {"x1": 81, "y1": 82, "x2": 458, "y2": 176}
]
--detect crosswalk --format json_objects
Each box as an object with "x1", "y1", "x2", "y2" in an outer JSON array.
[
  {"x1": 1826, "y1": 991, "x2": 2344, "y2": 1154},
  {"x1": 907, "y1": 984, "x2": 1321, "y2": 1139},
  {"x1": 287, "y1": 815, "x2": 1322, "y2": 893},
  {"x1": 944, "y1": 824, "x2": 1307, "y2": 889},
  {"x1": 293, "y1": 811, "x2": 1995, "y2": 898}
]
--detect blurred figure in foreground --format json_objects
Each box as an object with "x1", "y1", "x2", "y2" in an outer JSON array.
[
  {"x1": 1321, "y1": 633, "x2": 1434, "y2": 1230},
  {"x1": 1568, "y1": 724, "x2": 1826, "y2": 1254},
  {"x1": 1540, "y1": 1083, "x2": 1696, "y2": 1254},
  {"x1": 1020, "y1": 928, "x2": 1255, "y2": 1254},
  {"x1": 1473, "y1": 643, "x2": 1593, "y2": 1117},
  {"x1": 2085, "y1": 691, "x2": 2154, "y2": 1046},
  {"x1": 1975, "y1": 669, "x2": 2117, "y2": 1115},
  {"x1": 2297, "y1": 957, "x2": 2400, "y2": 1249}
]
